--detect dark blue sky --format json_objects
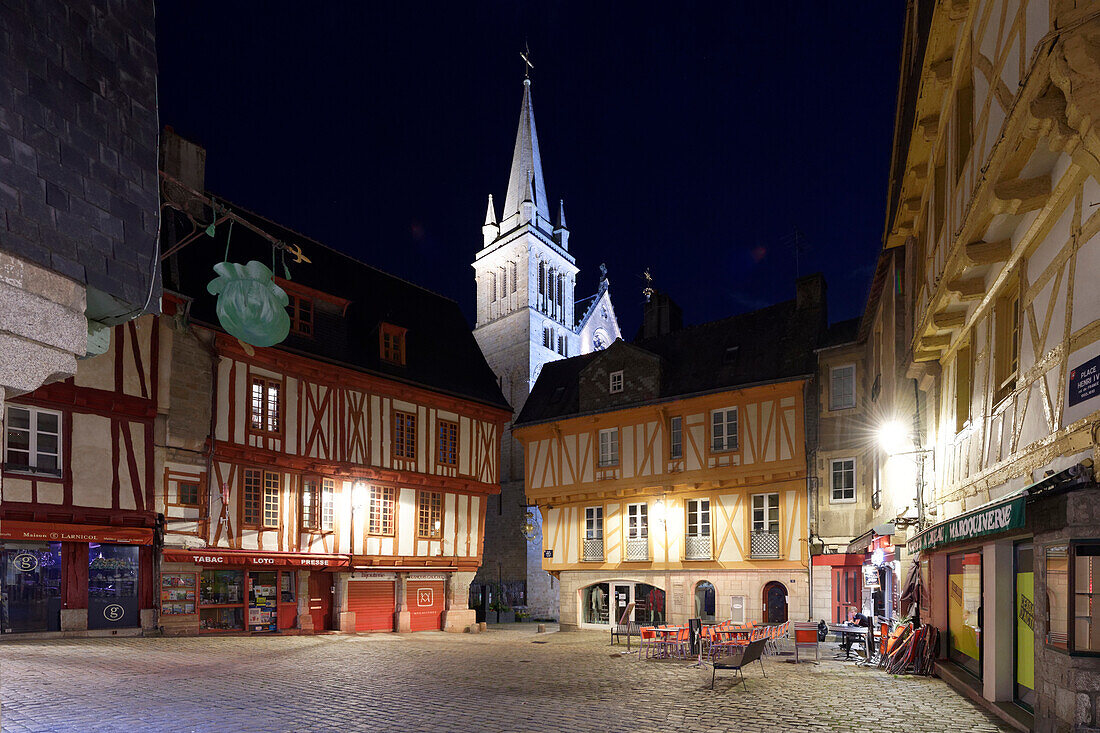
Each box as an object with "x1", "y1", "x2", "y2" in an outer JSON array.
[{"x1": 156, "y1": 2, "x2": 904, "y2": 337}]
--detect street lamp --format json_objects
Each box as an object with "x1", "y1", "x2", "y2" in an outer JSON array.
[{"x1": 877, "y1": 419, "x2": 909, "y2": 456}]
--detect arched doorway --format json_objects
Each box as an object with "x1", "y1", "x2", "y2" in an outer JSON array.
[
  {"x1": 763, "y1": 581, "x2": 788, "y2": 623},
  {"x1": 694, "y1": 581, "x2": 716, "y2": 623}
]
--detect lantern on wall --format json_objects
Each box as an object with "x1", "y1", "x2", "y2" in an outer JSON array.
[{"x1": 522, "y1": 510, "x2": 538, "y2": 541}]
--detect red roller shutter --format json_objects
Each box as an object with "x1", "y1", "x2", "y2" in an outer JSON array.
[
  {"x1": 347, "y1": 581, "x2": 395, "y2": 632},
  {"x1": 406, "y1": 580, "x2": 445, "y2": 631}
]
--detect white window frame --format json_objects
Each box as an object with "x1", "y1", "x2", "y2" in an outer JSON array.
[
  {"x1": 3, "y1": 405, "x2": 62, "y2": 476},
  {"x1": 585, "y1": 506, "x2": 603, "y2": 539},
  {"x1": 669, "y1": 416, "x2": 683, "y2": 459},
  {"x1": 752, "y1": 492, "x2": 779, "y2": 534},
  {"x1": 609, "y1": 370, "x2": 623, "y2": 394},
  {"x1": 598, "y1": 428, "x2": 619, "y2": 467},
  {"x1": 687, "y1": 499, "x2": 711, "y2": 538},
  {"x1": 710, "y1": 407, "x2": 738, "y2": 452},
  {"x1": 626, "y1": 503, "x2": 648, "y2": 540},
  {"x1": 830, "y1": 458, "x2": 856, "y2": 503},
  {"x1": 829, "y1": 364, "x2": 856, "y2": 410}
]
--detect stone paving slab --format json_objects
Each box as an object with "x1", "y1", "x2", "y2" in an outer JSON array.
[{"x1": 0, "y1": 628, "x2": 1010, "y2": 732}]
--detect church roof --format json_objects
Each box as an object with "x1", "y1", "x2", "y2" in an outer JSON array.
[
  {"x1": 516, "y1": 289, "x2": 827, "y2": 425},
  {"x1": 162, "y1": 199, "x2": 511, "y2": 412},
  {"x1": 501, "y1": 79, "x2": 551, "y2": 223}
]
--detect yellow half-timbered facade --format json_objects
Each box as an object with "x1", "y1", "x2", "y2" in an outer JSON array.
[{"x1": 514, "y1": 281, "x2": 827, "y2": 630}]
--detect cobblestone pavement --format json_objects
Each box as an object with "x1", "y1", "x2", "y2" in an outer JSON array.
[{"x1": 0, "y1": 626, "x2": 1009, "y2": 733}]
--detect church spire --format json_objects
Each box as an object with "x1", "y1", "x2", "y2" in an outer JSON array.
[
  {"x1": 482, "y1": 194, "x2": 499, "y2": 247},
  {"x1": 484, "y1": 193, "x2": 498, "y2": 226},
  {"x1": 502, "y1": 78, "x2": 551, "y2": 225}
]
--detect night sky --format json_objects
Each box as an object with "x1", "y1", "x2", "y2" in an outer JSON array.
[{"x1": 155, "y1": 2, "x2": 905, "y2": 337}]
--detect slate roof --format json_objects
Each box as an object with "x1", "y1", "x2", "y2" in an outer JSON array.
[
  {"x1": 516, "y1": 293, "x2": 828, "y2": 425},
  {"x1": 819, "y1": 317, "x2": 861, "y2": 350},
  {"x1": 162, "y1": 200, "x2": 510, "y2": 412}
]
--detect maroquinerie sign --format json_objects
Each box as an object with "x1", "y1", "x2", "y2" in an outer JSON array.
[{"x1": 907, "y1": 496, "x2": 1025, "y2": 554}]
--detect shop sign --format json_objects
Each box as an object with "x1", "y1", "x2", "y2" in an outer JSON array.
[
  {"x1": 1069, "y1": 354, "x2": 1100, "y2": 407},
  {"x1": 0, "y1": 520, "x2": 153, "y2": 546},
  {"x1": 352, "y1": 572, "x2": 397, "y2": 581},
  {"x1": 162, "y1": 549, "x2": 349, "y2": 568},
  {"x1": 103, "y1": 604, "x2": 125, "y2": 622},
  {"x1": 11, "y1": 552, "x2": 39, "y2": 572},
  {"x1": 862, "y1": 565, "x2": 880, "y2": 589},
  {"x1": 907, "y1": 496, "x2": 1025, "y2": 554},
  {"x1": 411, "y1": 573, "x2": 447, "y2": 582}
]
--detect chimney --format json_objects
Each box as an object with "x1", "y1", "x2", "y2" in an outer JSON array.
[
  {"x1": 159, "y1": 127, "x2": 207, "y2": 219},
  {"x1": 640, "y1": 290, "x2": 683, "y2": 340},
  {"x1": 795, "y1": 272, "x2": 826, "y2": 311}
]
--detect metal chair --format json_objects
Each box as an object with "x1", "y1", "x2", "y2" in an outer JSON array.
[{"x1": 710, "y1": 638, "x2": 768, "y2": 691}]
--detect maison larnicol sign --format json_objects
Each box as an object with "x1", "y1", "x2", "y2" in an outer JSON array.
[{"x1": 907, "y1": 496, "x2": 1025, "y2": 554}]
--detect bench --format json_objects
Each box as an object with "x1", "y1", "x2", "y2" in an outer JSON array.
[{"x1": 610, "y1": 621, "x2": 640, "y2": 647}]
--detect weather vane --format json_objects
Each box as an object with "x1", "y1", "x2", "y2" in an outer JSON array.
[
  {"x1": 642, "y1": 268, "x2": 654, "y2": 302},
  {"x1": 520, "y1": 43, "x2": 534, "y2": 79}
]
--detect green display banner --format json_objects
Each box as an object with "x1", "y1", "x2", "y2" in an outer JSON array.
[{"x1": 907, "y1": 496, "x2": 1025, "y2": 554}]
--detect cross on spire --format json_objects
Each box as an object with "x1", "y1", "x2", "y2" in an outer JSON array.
[{"x1": 520, "y1": 43, "x2": 534, "y2": 79}]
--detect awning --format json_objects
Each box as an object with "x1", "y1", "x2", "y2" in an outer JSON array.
[
  {"x1": 0, "y1": 520, "x2": 154, "y2": 545},
  {"x1": 162, "y1": 548, "x2": 349, "y2": 568},
  {"x1": 906, "y1": 492, "x2": 1025, "y2": 555},
  {"x1": 846, "y1": 522, "x2": 895, "y2": 554}
]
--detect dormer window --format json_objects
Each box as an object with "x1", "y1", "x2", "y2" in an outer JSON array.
[
  {"x1": 380, "y1": 323, "x2": 407, "y2": 365},
  {"x1": 288, "y1": 294, "x2": 313, "y2": 336},
  {"x1": 609, "y1": 370, "x2": 623, "y2": 394}
]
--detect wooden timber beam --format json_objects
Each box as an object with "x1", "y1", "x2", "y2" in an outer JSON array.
[
  {"x1": 932, "y1": 311, "x2": 967, "y2": 329},
  {"x1": 918, "y1": 114, "x2": 940, "y2": 142},
  {"x1": 931, "y1": 57, "x2": 954, "y2": 85},
  {"x1": 963, "y1": 239, "x2": 1013, "y2": 266},
  {"x1": 919, "y1": 334, "x2": 952, "y2": 349},
  {"x1": 991, "y1": 175, "x2": 1051, "y2": 215},
  {"x1": 946, "y1": 278, "x2": 986, "y2": 301}
]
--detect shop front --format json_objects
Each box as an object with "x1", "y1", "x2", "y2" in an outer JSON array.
[
  {"x1": 160, "y1": 549, "x2": 349, "y2": 635},
  {"x1": 0, "y1": 521, "x2": 153, "y2": 636}
]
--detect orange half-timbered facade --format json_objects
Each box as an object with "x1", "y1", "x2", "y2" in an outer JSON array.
[
  {"x1": 513, "y1": 279, "x2": 828, "y2": 630},
  {"x1": 1, "y1": 315, "x2": 160, "y2": 636},
  {"x1": 156, "y1": 151, "x2": 510, "y2": 635}
]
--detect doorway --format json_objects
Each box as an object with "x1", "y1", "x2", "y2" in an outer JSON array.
[
  {"x1": 307, "y1": 571, "x2": 333, "y2": 631},
  {"x1": 763, "y1": 581, "x2": 788, "y2": 623},
  {"x1": 1, "y1": 542, "x2": 61, "y2": 634},
  {"x1": 694, "y1": 581, "x2": 716, "y2": 623},
  {"x1": 613, "y1": 584, "x2": 631, "y2": 624}
]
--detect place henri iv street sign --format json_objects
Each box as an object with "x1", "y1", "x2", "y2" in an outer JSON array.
[
  {"x1": 907, "y1": 495, "x2": 1025, "y2": 555},
  {"x1": 1069, "y1": 353, "x2": 1100, "y2": 407}
]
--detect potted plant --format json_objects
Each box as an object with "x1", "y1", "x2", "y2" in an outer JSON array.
[{"x1": 488, "y1": 597, "x2": 514, "y2": 623}]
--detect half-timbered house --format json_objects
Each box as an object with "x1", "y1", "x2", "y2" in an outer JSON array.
[
  {"x1": 876, "y1": 2, "x2": 1100, "y2": 728},
  {"x1": 154, "y1": 134, "x2": 510, "y2": 635},
  {"x1": 512, "y1": 278, "x2": 827, "y2": 630}
]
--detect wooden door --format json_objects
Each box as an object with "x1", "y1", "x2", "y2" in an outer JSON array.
[
  {"x1": 833, "y1": 567, "x2": 859, "y2": 623},
  {"x1": 763, "y1": 581, "x2": 788, "y2": 623},
  {"x1": 307, "y1": 572, "x2": 333, "y2": 631}
]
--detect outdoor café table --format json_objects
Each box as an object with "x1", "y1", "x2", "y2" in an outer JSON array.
[
  {"x1": 709, "y1": 628, "x2": 751, "y2": 659},
  {"x1": 650, "y1": 626, "x2": 684, "y2": 659},
  {"x1": 828, "y1": 623, "x2": 870, "y2": 661}
]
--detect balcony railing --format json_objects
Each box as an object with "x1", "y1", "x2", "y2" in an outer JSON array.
[
  {"x1": 685, "y1": 535, "x2": 712, "y2": 560},
  {"x1": 582, "y1": 537, "x2": 604, "y2": 562},
  {"x1": 750, "y1": 531, "x2": 780, "y2": 559},
  {"x1": 626, "y1": 537, "x2": 649, "y2": 561}
]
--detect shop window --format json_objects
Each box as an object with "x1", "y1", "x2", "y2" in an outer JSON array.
[
  {"x1": 710, "y1": 407, "x2": 738, "y2": 452},
  {"x1": 3, "y1": 405, "x2": 61, "y2": 476},
  {"x1": 249, "y1": 377, "x2": 281, "y2": 434},
  {"x1": 248, "y1": 570, "x2": 278, "y2": 632},
  {"x1": 1015, "y1": 542, "x2": 1036, "y2": 710},
  {"x1": 280, "y1": 571, "x2": 296, "y2": 603},
  {"x1": 609, "y1": 370, "x2": 623, "y2": 394},
  {"x1": 437, "y1": 420, "x2": 458, "y2": 466},
  {"x1": 1046, "y1": 543, "x2": 1100, "y2": 653},
  {"x1": 830, "y1": 458, "x2": 855, "y2": 503},
  {"x1": 88, "y1": 544, "x2": 139, "y2": 630},
  {"x1": 368, "y1": 486, "x2": 395, "y2": 536},
  {"x1": 417, "y1": 490, "x2": 442, "y2": 539},
  {"x1": 829, "y1": 365, "x2": 856, "y2": 410},
  {"x1": 669, "y1": 416, "x2": 682, "y2": 459},
  {"x1": 695, "y1": 581, "x2": 717, "y2": 624},
  {"x1": 393, "y1": 410, "x2": 417, "y2": 460},
  {"x1": 178, "y1": 481, "x2": 200, "y2": 507},
  {"x1": 582, "y1": 583, "x2": 609, "y2": 624},
  {"x1": 161, "y1": 572, "x2": 197, "y2": 617},
  {"x1": 948, "y1": 551, "x2": 983, "y2": 677},
  {"x1": 380, "y1": 323, "x2": 407, "y2": 365},
  {"x1": 199, "y1": 569, "x2": 245, "y2": 632},
  {"x1": 1, "y1": 542, "x2": 61, "y2": 633},
  {"x1": 634, "y1": 583, "x2": 666, "y2": 626},
  {"x1": 598, "y1": 428, "x2": 618, "y2": 467},
  {"x1": 288, "y1": 294, "x2": 313, "y2": 336}
]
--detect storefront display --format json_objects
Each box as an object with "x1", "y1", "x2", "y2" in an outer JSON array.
[
  {"x1": 1, "y1": 542, "x2": 61, "y2": 634},
  {"x1": 200, "y1": 569, "x2": 244, "y2": 632},
  {"x1": 161, "y1": 573, "x2": 197, "y2": 616},
  {"x1": 248, "y1": 571, "x2": 278, "y2": 633},
  {"x1": 88, "y1": 544, "x2": 139, "y2": 630},
  {"x1": 1015, "y1": 543, "x2": 1035, "y2": 709},
  {"x1": 948, "y1": 551, "x2": 982, "y2": 677}
]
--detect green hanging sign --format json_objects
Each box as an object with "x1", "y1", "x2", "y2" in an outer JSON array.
[
  {"x1": 206, "y1": 260, "x2": 291, "y2": 347},
  {"x1": 907, "y1": 495, "x2": 1026, "y2": 555}
]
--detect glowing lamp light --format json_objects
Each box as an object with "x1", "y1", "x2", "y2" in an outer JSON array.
[
  {"x1": 877, "y1": 420, "x2": 908, "y2": 456},
  {"x1": 871, "y1": 548, "x2": 885, "y2": 566},
  {"x1": 651, "y1": 499, "x2": 667, "y2": 525},
  {"x1": 351, "y1": 481, "x2": 368, "y2": 509}
]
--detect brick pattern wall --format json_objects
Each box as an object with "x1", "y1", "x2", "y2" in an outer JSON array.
[{"x1": 0, "y1": 0, "x2": 160, "y2": 312}]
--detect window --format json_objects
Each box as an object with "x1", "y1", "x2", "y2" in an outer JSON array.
[
  {"x1": 627, "y1": 503, "x2": 648, "y2": 540},
  {"x1": 489, "y1": 272, "x2": 497, "y2": 302},
  {"x1": 249, "y1": 377, "x2": 281, "y2": 434},
  {"x1": 178, "y1": 481, "x2": 200, "y2": 506},
  {"x1": 262, "y1": 471, "x2": 280, "y2": 528},
  {"x1": 509, "y1": 262, "x2": 517, "y2": 293},
  {"x1": 543, "y1": 326, "x2": 552, "y2": 349},
  {"x1": 687, "y1": 499, "x2": 710, "y2": 538},
  {"x1": 830, "y1": 365, "x2": 856, "y2": 410},
  {"x1": 830, "y1": 459, "x2": 855, "y2": 502},
  {"x1": 752, "y1": 493, "x2": 779, "y2": 533},
  {"x1": 437, "y1": 420, "x2": 458, "y2": 466},
  {"x1": 320, "y1": 478, "x2": 334, "y2": 532},
  {"x1": 1047, "y1": 543, "x2": 1100, "y2": 653},
  {"x1": 557, "y1": 334, "x2": 564, "y2": 356},
  {"x1": 598, "y1": 428, "x2": 619, "y2": 467},
  {"x1": 4, "y1": 405, "x2": 61, "y2": 475},
  {"x1": 955, "y1": 343, "x2": 972, "y2": 433},
  {"x1": 585, "y1": 506, "x2": 603, "y2": 539},
  {"x1": 417, "y1": 490, "x2": 442, "y2": 539},
  {"x1": 669, "y1": 416, "x2": 682, "y2": 460},
  {"x1": 393, "y1": 410, "x2": 417, "y2": 460},
  {"x1": 994, "y1": 291, "x2": 1020, "y2": 405},
  {"x1": 380, "y1": 323, "x2": 407, "y2": 365},
  {"x1": 538, "y1": 261, "x2": 546, "y2": 296},
  {"x1": 368, "y1": 485, "x2": 395, "y2": 536},
  {"x1": 288, "y1": 294, "x2": 313, "y2": 336},
  {"x1": 609, "y1": 370, "x2": 623, "y2": 394},
  {"x1": 710, "y1": 407, "x2": 738, "y2": 452},
  {"x1": 243, "y1": 469, "x2": 262, "y2": 526}
]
